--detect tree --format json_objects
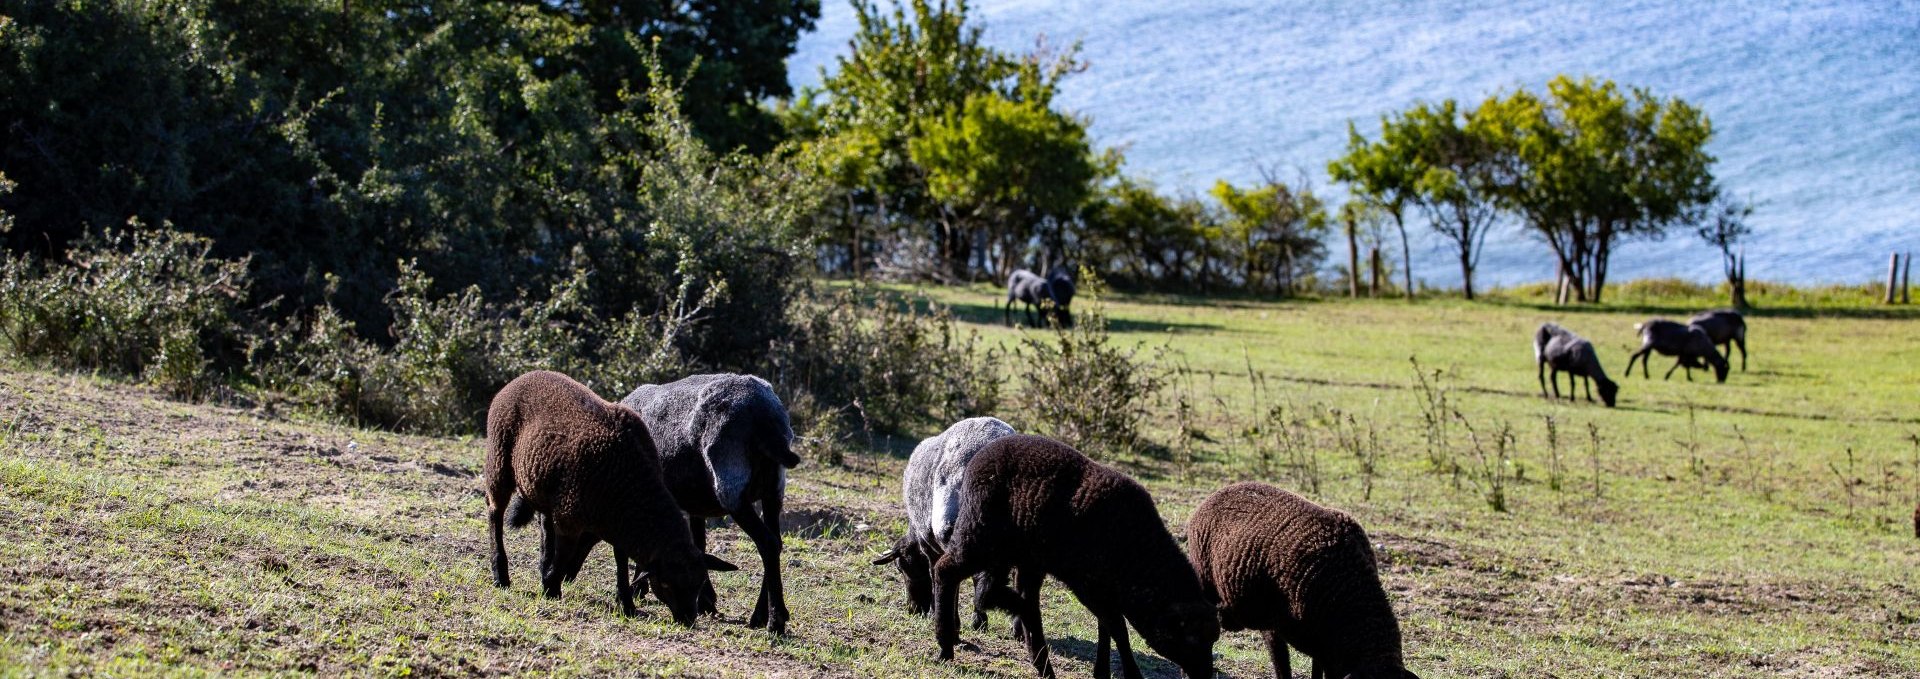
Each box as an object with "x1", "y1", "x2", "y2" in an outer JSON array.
[
  {"x1": 1209, "y1": 175, "x2": 1330, "y2": 295},
  {"x1": 1330, "y1": 122, "x2": 1421, "y2": 299},
  {"x1": 1696, "y1": 196, "x2": 1753, "y2": 310},
  {"x1": 1396, "y1": 100, "x2": 1501, "y2": 300},
  {"x1": 1477, "y1": 76, "x2": 1719, "y2": 303},
  {"x1": 789, "y1": 0, "x2": 1084, "y2": 281},
  {"x1": 908, "y1": 93, "x2": 1103, "y2": 279}
]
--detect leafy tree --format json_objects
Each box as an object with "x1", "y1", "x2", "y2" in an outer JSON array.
[
  {"x1": 1401, "y1": 100, "x2": 1501, "y2": 300},
  {"x1": 1209, "y1": 176, "x2": 1330, "y2": 295},
  {"x1": 791, "y1": 0, "x2": 1085, "y2": 281},
  {"x1": 1330, "y1": 122, "x2": 1421, "y2": 299},
  {"x1": 909, "y1": 93, "x2": 1103, "y2": 278},
  {"x1": 1477, "y1": 76, "x2": 1719, "y2": 302}
]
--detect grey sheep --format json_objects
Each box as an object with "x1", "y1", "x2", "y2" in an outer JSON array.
[
  {"x1": 872, "y1": 417, "x2": 1022, "y2": 630},
  {"x1": 483, "y1": 370, "x2": 736, "y2": 623},
  {"x1": 1534, "y1": 323, "x2": 1619, "y2": 407},
  {"x1": 1625, "y1": 319, "x2": 1729, "y2": 383},
  {"x1": 1187, "y1": 482, "x2": 1417, "y2": 679},
  {"x1": 1687, "y1": 309, "x2": 1748, "y2": 372},
  {"x1": 931, "y1": 434, "x2": 1218, "y2": 679},
  {"x1": 1004, "y1": 267, "x2": 1075, "y2": 327}
]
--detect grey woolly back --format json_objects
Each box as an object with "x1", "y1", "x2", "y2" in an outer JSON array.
[
  {"x1": 622, "y1": 373, "x2": 797, "y2": 514},
  {"x1": 904, "y1": 417, "x2": 1017, "y2": 548},
  {"x1": 1006, "y1": 269, "x2": 1051, "y2": 303}
]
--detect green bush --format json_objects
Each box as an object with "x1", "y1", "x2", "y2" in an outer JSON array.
[
  {"x1": 1007, "y1": 279, "x2": 1168, "y2": 458},
  {"x1": 776, "y1": 284, "x2": 1001, "y2": 438},
  {"x1": 0, "y1": 223, "x2": 250, "y2": 399}
]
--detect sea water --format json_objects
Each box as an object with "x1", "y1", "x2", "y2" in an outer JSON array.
[{"x1": 788, "y1": 0, "x2": 1920, "y2": 287}]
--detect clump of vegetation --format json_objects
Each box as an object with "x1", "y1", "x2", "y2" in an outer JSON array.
[
  {"x1": 0, "y1": 223, "x2": 250, "y2": 399},
  {"x1": 1009, "y1": 281, "x2": 1168, "y2": 459},
  {"x1": 775, "y1": 284, "x2": 1002, "y2": 439}
]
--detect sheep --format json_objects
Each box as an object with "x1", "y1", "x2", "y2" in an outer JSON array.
[
  {"x1": 528, "y1": 374, "x2": 801, "y2": 633},
  {"x1": 1004, "y1": 268, "x2": 1074, "y2": 328},
  {"x1": 929, "y1": 434, "x2": 1218, "y2": 679},
  {"x1": 871, "y1": 417, "x2": 1022, "y2": 631},
  {"x1": 615, "y1": 373, "x2": 801, "y2": 634},
  {"x1": 1687, "y1": 309, "x2": 1748, "y2": 372},
  {"x1": 1186, "y1": 482, "x2": 1418, "y2": 679},
  {"x1": 482, "y1": 370, "x2": 737, "y2": 623},
  {"x1": 1534, "y1": 323, "x2": 1618, "y2": 407},
  {"x1": 1625, "y1": 319, "x2": 1729, "y2": 383}
]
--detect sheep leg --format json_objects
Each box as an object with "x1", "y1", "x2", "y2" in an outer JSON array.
[
  {"x1": 1108, "y1": 617, "x2": 1142, "y2": 679},
  {"x1": 1565, "y1": 371, "x2": 1577, "y2": 401},
  {"x1": 1003, "y1": 298, "x2": 1013, "y2": 326},
  {"x1": 1735, "y1": 338, "x2": 1747, "y2": 371},
  {"x1": 734, "y1": 498, "x2": 789, "y2": 634},
  {"x1": 1538, "y1": 361, "x2": 1549, "y2": 399},
  {"x1": 931, "y1": 554, "x2": 971, "y2": 661},
  {"x1": 1664, "y1": 359, "x2": 1681, "y2": 381},
  {"x1": 1626, "y1": 348, "x2": 1648, "y2": 379},
  {"x1": 687, "y1": 516, "x2": 718, "y2": 616},
  {"x1": 1583, "y1": 374, "x2": 1593, "y2": 403},
  {"x1": 539, "y1": 515, "x2": 564, "y2": 599},
  {"x1": 488, "y1": 500, "x2": 510, "y2": 589},
  {"x1": 1011, "y1": 565, "x2": 1054, "y2": 679},
  {"x1": 613, "y1": 544, "x2": 638, "y2": 617},
  {"x1": 1263, "y1": 631, "x2": 1289, "y2": 679},
  {"x1": 1093, "y1": 619, "x2": 1111, "y2": 679},
  {"x1": 1547, "y1": 367, "x2": 1561, "y2": 399}
]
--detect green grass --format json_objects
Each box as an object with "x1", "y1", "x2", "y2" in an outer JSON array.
[{"x1": 4, "y1": 285, "x2": 1919, "y2": 677}]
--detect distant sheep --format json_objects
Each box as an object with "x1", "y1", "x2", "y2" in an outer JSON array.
[
  {"x1": 483, "y1": 370, "x2": 736, "y2": 623},
  {"x1": 1687, "y1": 309, "x2": 1748, "y2": 372},
  {"x1": 929, "y1": 434, "x2": 1218, "y2": 679},
  {"x1": 1003, "y1": 267, "x2": 1074, "y2": 327},
  {"x1": 1187, "y1": 482, "x2": 1418, "y2": 679},
  {"x1": 1625, "y1": 319, "x2": 1729, "y2": 383},
  {"x1": 872, "y1": 417, "x2": 1021, "y2": 631},
  {"x1": 1534, "y1": 323, "x2": 1618, "y2": 407}
]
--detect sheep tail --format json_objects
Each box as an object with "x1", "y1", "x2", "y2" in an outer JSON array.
[{"x1": 505, "y1": 494, "x2": 538, "y2": 529}]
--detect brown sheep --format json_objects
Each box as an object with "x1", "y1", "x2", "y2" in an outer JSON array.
[
  {"x1": 931, "y1": 434, "x2": 1218, "y2": 679},
  {"x1": 1187, "y1": 482, "x2": 1417, "y2": 679},
  {"x1": 483, "y1": 370, "x2": 735, "y2": 623}
]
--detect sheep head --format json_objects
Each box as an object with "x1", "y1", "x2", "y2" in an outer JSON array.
[
  {"x1": 1133, "y1": 598, "x2": 1219, "y2": 679},
  {"x1": 638, "y1": 551, "x2": 737, "y2": 626},
  {"x1": 871, "y1": 537, "x2": 933, "y2": 615}
]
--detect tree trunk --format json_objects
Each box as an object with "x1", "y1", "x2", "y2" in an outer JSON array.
[
  {"x1": 1393, "y1": 209, "x2": 1414, "y2": 300},
  {"x1": 1554, "y1": 261, "x2": 1568, "y2": 306},
  {"x1": 1459, "y1": 248, "x2": 1475, "y2": 300},
  {"x1": 1369, "y1": 246, "x2": 1383, "y2": 297},
  {"x1": 1346, "y1": 213, "x2": 1360, "y2": 298}
]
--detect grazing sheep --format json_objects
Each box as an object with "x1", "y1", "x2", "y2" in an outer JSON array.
[
  {"x1": 1534, "y1": 323, "x2": 1619, "y2": 407},
  {"x1": 1046, "y1": 265, "x2": 1077, "y2": 327},
  {"x1": 1187, "y1": 482, "x2": 1418, "y2": 679},
  {"x1": 483, "y1": 370, "x2": 736, "y2": 623},
  {"x1": 1687, "y1": 309, "x2": 1748, "y2": 372},
  {"x1": 930, "y1": 434, "x2": 1218, "y2": 679},
  {"x1": 592, "y1": 374, "x2": 799, "y2": 633},
  {"x1": 1625, "y1": 319, "x2": 1729, "y2": 383},
  {"x1": 1004, "y1": 268, "x2": 1074, "y2": 327},
  {"x1": 872, "y1": 417, "x2": 1022, "y2": 630}
]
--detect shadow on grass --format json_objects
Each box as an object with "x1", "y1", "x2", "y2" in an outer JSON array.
[
  {"x1": 1049, "y1": 635, "x2": 1184, "y2": 678},
  {"x1": 1480, "y1": 297, "x2": 1920, "y2": 321},
  {"x1": 939, "y1": 300, "x2": 1222, "y2": 334}
]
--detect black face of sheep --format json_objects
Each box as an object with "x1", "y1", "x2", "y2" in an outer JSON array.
[
  {"x1": 871, "y1": 537, "x2": 934, "y2": 615},
  {"x1": 1045, "y1": 267, "x2": 1076, "y2": 328},
  {"x1": 1130, "y1": 599, "x2": 1221, "y2": 678},
  {"x1": 639, "y1": 551, "x2": 739, "y2": 626}
]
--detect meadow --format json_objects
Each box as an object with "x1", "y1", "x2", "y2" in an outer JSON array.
[{"x1": 2, "y1": 285, "x2": 1917, "y2": 677}]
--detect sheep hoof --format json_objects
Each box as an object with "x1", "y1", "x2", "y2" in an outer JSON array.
[{"x1": 971, "y1": 611, "x2": 989, "y2": 631}]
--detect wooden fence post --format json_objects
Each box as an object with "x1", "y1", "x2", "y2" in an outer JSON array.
[{"x1": 1887, "y1": 253, "x2": 1901, "y2": 304}]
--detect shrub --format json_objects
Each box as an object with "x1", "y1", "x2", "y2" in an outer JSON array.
[
  {"x1": 0, "y1": 222, "x2": 250, "y2": 399},
  {"x1": 1008, "y1": 278, "x2": 1168, "y2": 459},
  {"x1": 775, "y1": 284, "x2": 1001, "y2": 437}
]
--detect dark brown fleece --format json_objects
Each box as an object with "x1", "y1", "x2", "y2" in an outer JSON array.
[
  {"x1": 482, "y1": 370, "x2": 715, "y2": 623},
  {"x1": 932, "y1": 434, "x2": 1218, "y2": 679},
  {"x1": 1187, "y1": 482, "x2": 1415, "y2": 679}
]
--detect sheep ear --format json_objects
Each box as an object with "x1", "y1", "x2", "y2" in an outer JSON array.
[
  {"x1": 702, "y1": 554, "x2": 739, "y2": 572},
  {"x1": 871, "y1": 548, "x2": 901, "y2": 566}
]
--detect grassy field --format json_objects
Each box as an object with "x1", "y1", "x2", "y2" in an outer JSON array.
[{"x1": 3, "y1": 284, "x2": 1918, "y2": 677}]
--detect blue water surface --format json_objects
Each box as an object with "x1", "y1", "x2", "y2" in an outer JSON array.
[{"x1": 788, "y1": 0, "x2": 1920, "y2": 286}]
